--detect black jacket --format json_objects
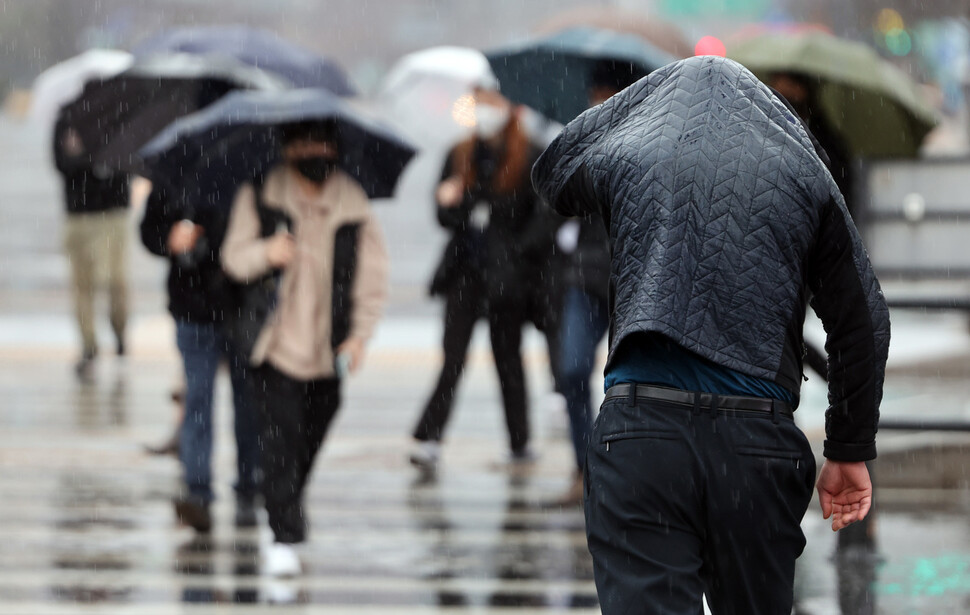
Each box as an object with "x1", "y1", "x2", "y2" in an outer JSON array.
[
  {"x1": 139, "y1": 187, "x2": 232, "y2": 324},
  {"x1": 533, "y1": 56, "x2": 890, "y2": 462},
  {"x1": 430, "y1": 136, "x2": 560, "y2": 311},
  {"x1": 53, "y1": 115, "x2": 129, "y2": 215}
]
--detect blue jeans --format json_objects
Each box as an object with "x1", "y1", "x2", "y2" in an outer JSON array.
[
  {"x1": 176, "y1": 320, "x2": 261, "y2": 503},
  {"x1": 558, "y1": 286, "x2": 610, "y2": 472}
]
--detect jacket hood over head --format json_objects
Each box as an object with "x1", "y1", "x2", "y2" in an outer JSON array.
[{"x1": 531, "y1": 56, "x2": 890, "y2": 463}]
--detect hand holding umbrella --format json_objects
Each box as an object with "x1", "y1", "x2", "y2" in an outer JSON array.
[
  {"x1": 264, "y1": 233, "x2": 296, "y2": 268},
  {"x1": 436, "y1": 176, "x2": 464, "y2": 208}
]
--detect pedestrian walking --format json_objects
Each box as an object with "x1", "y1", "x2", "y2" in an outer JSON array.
[
  {"x1": 551, "y1": 59, "x2": 646, "y2": 506},
  {"x1": 532, "y1": 56, "x2": 890, "y2": 614},
  {"x1": 221, "y1": 121, "x2": 389, "y2": 577},
  {"x1": 408, "y1": 83, "x2": 561, "y2": 471},
  {"x1": 140, "y1": 185, "x2": 262, "y2": 532},
  {"x1": 53, "y1": 111, "x2": 130, "y2": 377}
]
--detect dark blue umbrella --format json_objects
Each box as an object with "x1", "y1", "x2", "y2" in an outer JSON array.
[
  {"x1": 486, "y1": 27, "x2": 675, "y2": 125},
  {"x1": 139, "y1": 88, "x2": 416, "y2": 206},
  {"x1": 133, "y1": 25, "x2": 356, "y2": 95}
]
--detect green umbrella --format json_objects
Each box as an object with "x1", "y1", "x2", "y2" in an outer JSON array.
[{"x1": 729, "y1": 31, "x2": 938, "y2": 158}]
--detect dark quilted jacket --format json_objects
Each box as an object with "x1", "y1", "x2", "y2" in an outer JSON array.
[{"x1": 532, "y1": 56, "x2": 890, "y2": 462}]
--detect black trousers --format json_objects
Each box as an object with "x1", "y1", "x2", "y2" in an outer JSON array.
[
  {"x1": 255, "y1": 363, "x2": 340, "y2": 544},
  {"x1": 413, "y1": 275, "x2": 555, "y2": 453},
  {"x1": 584, "y1": 394, "x2": 816, "y2": 615}
]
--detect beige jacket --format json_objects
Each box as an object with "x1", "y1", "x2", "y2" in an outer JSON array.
[{"x1": 221, "y1": 165, "x2": 388, "y2": 380}]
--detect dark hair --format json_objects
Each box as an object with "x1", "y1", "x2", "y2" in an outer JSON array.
[
  {"x1": 280, "y1": 120, "x2": 338, "y2": 145},
  {"x1": 589, "y1": 59, "x2": 647, "y2": 93}
]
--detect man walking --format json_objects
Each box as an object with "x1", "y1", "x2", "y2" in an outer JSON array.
[
  {"x1": 53, "y1": 112, "x2": 130, "y2": 377},
  {"x1": 532, "y1": 56, "x2": 890, "y2": 614},
  {"x1": 140, "y1": 185, "x2": 262, "y2": 532}
]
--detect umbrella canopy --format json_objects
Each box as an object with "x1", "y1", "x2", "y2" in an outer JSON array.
[
  {"x1": 376, "y1": 46, "x2": 498, "y2": 148},
  {"x1": 58, "y1": 53, "x2": 285, "y2": 173},
  {"x1": 139, "y1": 88, "x2": 416, "y2": 205},
  {"x1": 133, "y1": 25, "x2": 356, "y2": 95},
  {"x1": 486, "y1": 27, "x2": 676, "y2": 125},
  {"x1": 29, "y1": 49, "x2": 133, "y2": 128},
  {"x1": 728, "y1": 32, "x2": 938, "y2": 158}
]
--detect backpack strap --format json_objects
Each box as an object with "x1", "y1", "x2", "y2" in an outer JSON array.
[{"x1": 251, "y1": 175, "x2": 293, "y2": 239}]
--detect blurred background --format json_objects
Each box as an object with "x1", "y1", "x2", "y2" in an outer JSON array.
[{"x1": 1, "y1": 1, "x2": 970, "y2": 613}]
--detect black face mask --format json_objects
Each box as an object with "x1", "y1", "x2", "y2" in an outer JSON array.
[{"x1": 294, "y1": 156, "x2": 337, "y2": 183}]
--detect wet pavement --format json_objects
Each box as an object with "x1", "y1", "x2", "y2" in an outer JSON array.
[{"x1": 2, "y1": 116, "x2": 970, "y2": 613}]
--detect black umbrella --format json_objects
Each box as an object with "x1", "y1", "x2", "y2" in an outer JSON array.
[
  {"x1": 133, "y1": 25, "x2": 357, "y2": 95},
  {"x1": 58, "y1": 53, "x2": 284, "y2": 172},
  {"x1": 486, "y1": 27, "x2": 675, "y2": 125},
  {"x1": 138, "y1": 88, "x2": 416, "y2": 206}
]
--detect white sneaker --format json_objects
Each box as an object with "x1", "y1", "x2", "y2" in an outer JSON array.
[
  {"x1": 263, "y1": 542, "x2": 301, "y2": 578},
  {"x1": 408, "y1": 440, "x2": 441, "y2": 471},
  {"x1": 265, "y1": 580, "x2": 298, "y2": 604}
]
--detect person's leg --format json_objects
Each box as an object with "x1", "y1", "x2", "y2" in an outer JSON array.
[
  {"x1": 487, "y1": 302, "x2": 530, "y2": 454},
  {"x1": 174, "y1": 321, "x2": 221, "y2": 506},
  {"x1": 64, "y1": 215, "x2": 98, "y2": 360},
  {"x1": 256, "y1": 364, "x2": 310, "y2": 544},
  {"x1": 557, "y1": 287, "x2": 609, "y2": 473},
  {"x1": 584, "y1": 398, "x2": 706, "y2": 614},
  {"x1": 104, "y1": 210, "x2": 129, "y2": 354},
  {"x1": 700, "y1": 412, "x2": 816, "y2": 615},
  {"x1": 412, "y1": 277, "x2": 480, "y2": 442},
  {"x1": 224, "y1": 337, "x2": 261, "y2": 502},
  {"x1": 532, "y1": 273, "x2": 564, "y2": 395},
  {"x1": 298, "y1": 378, "x2": 341, "y2": 499}
]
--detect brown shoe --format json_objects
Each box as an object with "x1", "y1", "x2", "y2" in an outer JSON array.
[
  {"x1": 174, "y1": 496, "x2": 212, "y2": 533},
  {"x1": 554, "y1": 473, "x2": 584, "y2": 508},
  {"x1": 144, "y1": 429, "x2": 180, "y2": 457}
]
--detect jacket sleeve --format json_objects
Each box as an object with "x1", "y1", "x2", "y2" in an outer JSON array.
[
  {"x1": 220, "y1": 183, "x2": 273, "y2": 282},
  {"x1": 435, "y1": 151, "x2": 472, "y2": 231},
  {"x1": 139, "y1": 187, "x2": 178, "y2": 257},
  {"x1": 349, "y1": 211, "x2": 389, "y2": 342},
  {"x1": 536, "y1": 161, "x2": 600, "y2": 220},
  {"x1": 807, "y1": 196, "x2": 891, "y2": 462}
]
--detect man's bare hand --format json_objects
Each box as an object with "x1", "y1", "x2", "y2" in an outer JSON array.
[
  {"x1": 265, "y1": 233, "x2": 296, "y2": 268},
  {"x1": 167, "y1": 220, "x2": 203, "y2": 255},
  {"x1": 816, "y1": 460, "x2": 872, "y2": 532},
  {"x1": 436, "y1": 176, "x2": 464, "y2": 208}
]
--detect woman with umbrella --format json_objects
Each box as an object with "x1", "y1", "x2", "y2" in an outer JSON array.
[
  {"x1": 408, "y1": 78, "x2": 562, "y2": 471},
  {"x1": 221, "y1": 120, "x2": 389, "y2": 577}
]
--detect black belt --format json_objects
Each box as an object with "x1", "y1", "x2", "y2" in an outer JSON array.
[{"x1": 604, "y1": 384, "x2": 793, "y2": 419}]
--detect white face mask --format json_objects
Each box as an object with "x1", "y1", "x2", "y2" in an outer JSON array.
[{"x1": 473, "y1": 103, "x2": 509, "y2": 138}]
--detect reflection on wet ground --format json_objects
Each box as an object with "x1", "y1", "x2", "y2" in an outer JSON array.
[
  {"x1": 0, "y1": 358, "x2": 600, "y2": 612},
  {"x1": 1, "y1": 354, "x2": 970, "y2": 613}
]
